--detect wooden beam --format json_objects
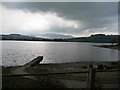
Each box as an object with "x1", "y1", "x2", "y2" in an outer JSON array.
[
  {"x1": 2, "y1": 71, "x2": 88, "y2": 77},
  {"x1": 87, "y1": 65, "x2": 95, "y2": 90},
  {"x1": 24, "y1": 56, "x2": 43, "y2": 67}
]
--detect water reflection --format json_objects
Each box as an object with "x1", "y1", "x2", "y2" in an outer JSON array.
[{"x1": 1, "y1": 41, "x2": 119, "y2": 66}]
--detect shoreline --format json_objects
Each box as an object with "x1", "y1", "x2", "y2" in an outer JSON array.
[
  {"x1": 94, "y1": 44, "x2": 120, "y2": 50},
  {"x1": 2, "y1": 61, "x2": 120, "y2": 74},
  {"x1": 1, "y1": 60, "x2": 120, "y2": 68}
]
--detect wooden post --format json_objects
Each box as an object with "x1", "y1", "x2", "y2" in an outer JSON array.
[{"x1": 87, "y1": 65, "x2": 96, "y2": 90}]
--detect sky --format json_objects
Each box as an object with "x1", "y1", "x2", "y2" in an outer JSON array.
[{"x1": 1, "y1": 2, "x2": 118, "y2": 37}]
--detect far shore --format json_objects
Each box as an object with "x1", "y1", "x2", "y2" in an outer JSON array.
[{"x1": 94, "y1": 44, "x2": 120, "y2": 50}]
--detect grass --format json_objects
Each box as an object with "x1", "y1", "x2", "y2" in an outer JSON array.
[
  {"x1": 2, "y1": 66, "x2": 42, "y2": 88},
  {"x1": 2, "y1": 77, "x2": 43, "y2": 88},
  {"x1": 2, "y1": 61, "x2": 120, "y2": 89},
  {"x1": 2, "y1": 66, "x2": 67, "y2": 88},
  {"x1": 2, "y1": 66, "x2": 16, "y2": 74},
  {"x1": 96, "y1": 72, "x2": 120, "y2": 81},
  {"x1": 25, "y1": 64, "x2": 88, "y2": 81}
]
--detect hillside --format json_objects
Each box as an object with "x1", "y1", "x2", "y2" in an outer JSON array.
[
  {"x1": 66, "y1": 34, "x2": 120, "y2": 43},
  {"x1": 0, "y1": 34, "x2": 119, "y2": 43},
  {"x1": 0, "y1": 34, "x2": 48, "y2": 41}
]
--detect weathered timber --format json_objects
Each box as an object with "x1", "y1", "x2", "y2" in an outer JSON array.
[
  {"x1": 87, "y1": 65, "x2": 96, "y2": 90},
  {"x1": 24, "y1": 56, "x2": 43, "y2": 67}
]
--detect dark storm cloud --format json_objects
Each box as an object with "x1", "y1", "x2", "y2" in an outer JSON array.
[
  {"x1": 2, "y1": 2, "x2": 118, "y2": 36},
  {"x1": 3, "y1": 2, "x2": 117, "y2": 18}
]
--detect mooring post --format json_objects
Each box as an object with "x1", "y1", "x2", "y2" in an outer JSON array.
[{"x1": 87, "y1": 65, "x2": 96, "y2": 90}]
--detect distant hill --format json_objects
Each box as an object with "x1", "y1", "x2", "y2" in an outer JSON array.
[
  {"x1": 66, "y1": 34, "x2": 120, "y2": 43},
  {"x1": 35, "y1": 33, "x2": 74, "y2": 39},
  {"x1": 0, "y1": 34, "x2": 47, "y2": 41},
  {"x1": 0, "y1": 34, "x2": 119, "y2": 43}
]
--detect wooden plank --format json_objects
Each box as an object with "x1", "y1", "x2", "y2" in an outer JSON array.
[
  {"x1": 96, "y1": 69, "x2": 120, "y2": 72},
  {"x1": 2, "y1": 71, "x2": 88, "y2": 77},
  {"x1": 24, "y1": 56, "x2": 43, "y2": 67},
  {"x1": 87, "y1": 65, "x2": 95, "y2": 90}
]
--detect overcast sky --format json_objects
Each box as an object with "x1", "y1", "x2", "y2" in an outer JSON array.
[{"x1": 1, "y1": 2, "x2": 118, "y2": 37}]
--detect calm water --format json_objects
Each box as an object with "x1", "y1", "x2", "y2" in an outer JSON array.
[{"x1": 0, "y1": 41, "x2": 119, "y2": 66}]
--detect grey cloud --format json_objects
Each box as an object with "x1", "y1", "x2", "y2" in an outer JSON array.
[
  {"x1": 3, "y1": 2, "x2": 117, "y2": 18},
  {"x1": 2, "y1": 2, "x2": 118, "y2": 36}
]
